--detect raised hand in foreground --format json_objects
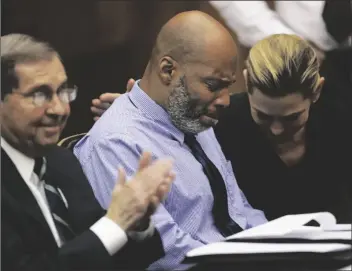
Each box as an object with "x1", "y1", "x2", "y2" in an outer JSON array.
[{"x1": 106, "y1": 152, "x2": 174, "y2": 231}]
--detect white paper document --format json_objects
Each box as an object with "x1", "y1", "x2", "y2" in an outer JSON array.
[
  {"x1": 186, "y1": 212, "x2": 351, "y2": 258},
  {"x1": 186, "y1": 242, "x2": 351, "y2": 257},
  {"x1": 226, "y1": 212, "x2": 351, "y2": 241}
]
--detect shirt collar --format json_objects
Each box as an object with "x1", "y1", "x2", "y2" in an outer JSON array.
[
  {"x1": 128, "y1": 80, "x2": 185, "y2": 144},
  {"x1": 1, "y1": 137, "x2": 35, "y2": 183}
]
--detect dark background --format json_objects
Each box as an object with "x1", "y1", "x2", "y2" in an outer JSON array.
[{"x1": 2, "y1": 0, "x2": 274, "y2": 138}]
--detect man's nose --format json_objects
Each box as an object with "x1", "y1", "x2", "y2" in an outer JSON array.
[
  {"x1": 270, "y1": 121, "x2": 284, "y2": 136},
  {"x1": 214, "y1": 88, "x2": 230, "y2": 108},
  {"x1": 46, "y1": 94, "x2": 67, "y2": 116}
]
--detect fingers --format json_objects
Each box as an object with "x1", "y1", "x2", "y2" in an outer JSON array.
[
  {"x1": 166, "y1": 171, "x2": 176, "y2": 183},
  {"x1": 111, "y1": 166, "x2": 126, "y2": 197},
  {"x1": 138, "y1": 152, "x2": 152, "y2": 171},
  {"x1": 157, "y1": 171, "x2": 174, "y2": 197},
  {"x1": 92, "y1": 98, "x2": 100, "y2": 106},
  {"x1": 133, "y1": 157, "x2": 174, "y2": 198},
  {"x1": 117, "y1": 166, "x2": 127, "y2": 186},
  {"x1": 145, "y1": 195, "x2": 160, "y2": 217},
  {"x1": 145, "y1": 158, "x2": 174, "y2": 179},
  {"x1": 150, "y1": 172, "x2": 175, "y2": 206},
  {"x1": 90, "y1": 106, "x2": 106, "y2": 117},
  {"x1": 91, "y1": 93, "x2": 121, "y2": 109},
  {"x1": 156, "y1": 183, "x2": 172, "y2": 201},
  {"x1": 91, "y1": 92, "x2": 122, "y2": 121},
  {"x1": 126, "y1": 78, "x2": 135, "y2": 93},
  {"x1": 142, "y1": 171, "x2": 174, "y2": 214},
  {"x1": 92, "y1": 100, "x2": 113, "y2": 110},
  {"x1": 144, "y1": 181, "x2": 172, "y2": 218},
  {"x1": 143, "y1": 158, "x2": 174, "y2": 187},
  {"x1": 99, "y1": 93, "x2": 122, "y2": 103}
]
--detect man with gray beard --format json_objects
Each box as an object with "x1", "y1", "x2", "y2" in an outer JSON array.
[
  {"x1": 167, "y1": 76, "x2": 219, "y2": 133},
  {"x1": 74, "y1": 11, "x2": 267, "y2": 270}
]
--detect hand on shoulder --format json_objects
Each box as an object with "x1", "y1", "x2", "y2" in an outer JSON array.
[{"x1": 91, "y1": 78, "x2": 135, "y2": 121}]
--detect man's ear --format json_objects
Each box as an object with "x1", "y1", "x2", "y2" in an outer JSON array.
[
  {"x1": 159, "y1": 56, "x2": 177, "y2": 86},
  {"x1": 312, "y1": 77, "x2": 325, "y2": 103}
]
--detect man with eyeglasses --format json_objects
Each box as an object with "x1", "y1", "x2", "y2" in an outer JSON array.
[{"x1": 1, "y1": 33, "x2": 175, "y2": 271}]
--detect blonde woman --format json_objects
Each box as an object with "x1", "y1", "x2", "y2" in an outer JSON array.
[{"x1": 215, "y1": 34, "x2": 351, "y2": 223}]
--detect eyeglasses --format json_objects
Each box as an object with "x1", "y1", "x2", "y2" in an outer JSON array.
[{"x1": 13, "y1": 85, "x2": 78, "y2": 107}]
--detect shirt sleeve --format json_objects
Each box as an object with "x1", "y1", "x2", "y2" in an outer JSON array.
[
  {"x1": 90, "y1": 216, "x2": 128, "y2": 255},
  {"x1": 209, "y1": 1, "x2": 296, "y2": 47},
  {"x1": 76, "y1": 135, "x2": 206, "y2": 270},
  {"x1": 145, "y1": 204, "x2": 207, "y2": 270}
]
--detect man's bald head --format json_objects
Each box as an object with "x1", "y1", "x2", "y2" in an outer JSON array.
[
  {"x1": 140, "y1": 11, "x2": 237, "y2": 134},
  {"x1": 150, "y1": 10, "x2": 236, "y2": 67}
]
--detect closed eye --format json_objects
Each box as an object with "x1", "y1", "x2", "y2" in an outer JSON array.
[
  {"x1": 282, "y1": 112, "x2": 303, "y2": 122},
  {"x1": 256, "y1": 111, "x2": 272, "y2": 121},
  {"x1": 204, "y1": 78, "x2": 234, "y2": 92}
]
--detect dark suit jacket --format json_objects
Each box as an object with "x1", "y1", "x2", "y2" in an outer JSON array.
[{"x1": 1, "y1": 146, "x2": 164, "y2": 271}]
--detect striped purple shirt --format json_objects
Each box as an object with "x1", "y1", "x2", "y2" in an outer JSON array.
[{"x1": 74, "y1": 81, "x2": 267, "y2": 270}]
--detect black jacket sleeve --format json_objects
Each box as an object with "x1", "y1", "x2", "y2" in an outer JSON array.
[
  {"x1": 2, "y1": 217, "x2": 164, "y2": 271},
  {"x1": 2, "y1": 147, "x2": 164, "y2": 271}
]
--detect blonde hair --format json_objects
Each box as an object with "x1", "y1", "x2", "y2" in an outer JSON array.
[{"x1": 246, "y1": 34, "x2": 320, "y2": 98}]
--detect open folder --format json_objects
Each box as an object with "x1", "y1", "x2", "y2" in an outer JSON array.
[
  {"x1": 185, "y1": 212, "x2": 351, "y2": 269},
  {"x1": 226, "y1": 212, "x2": 351, "y2": 244}
]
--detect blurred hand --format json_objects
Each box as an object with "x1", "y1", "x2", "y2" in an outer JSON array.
[
  {"x1": 105, "y1": 152, "x2": 175, "y2": 231},
  {"x1": 91, "y1": 78, "x2": 136, "y2": 121}
]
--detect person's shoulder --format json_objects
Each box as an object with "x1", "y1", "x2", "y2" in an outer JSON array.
[
  {"x1": 99, "y1": 94, "x2": 140, "y2": 126},
  {"x1": 46, "y1": 146, "x2": 80, "y2": 167},
  {"x1": 85, "y1": 101, "x2": 146, "y2": 145},
  {"x1": 43, "y1": 146, "x2": 87, "y2": 182},
  {"x1": 74, "y1": 120, "x2": 157, "y2": 162}
]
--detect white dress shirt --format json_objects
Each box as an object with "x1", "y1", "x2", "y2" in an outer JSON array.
[
  {"x1": 1, "y1": 137, "x2": 133, "y2": 255},
  {"x1": 210, "y1": 1, "x2": 338, "y2": 51}
]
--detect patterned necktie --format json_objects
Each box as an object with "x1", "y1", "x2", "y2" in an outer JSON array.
[
  {"x1": 184, "y1": 134, "x2": 243, "y2": 237},
  {"x1": 34, "y1": 157, "x2": 75, "y2": 243}
]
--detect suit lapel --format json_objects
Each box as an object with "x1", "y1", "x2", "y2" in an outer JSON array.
[{"x1": 1, "y1": 150, "x2": 52, "y2": 231}]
